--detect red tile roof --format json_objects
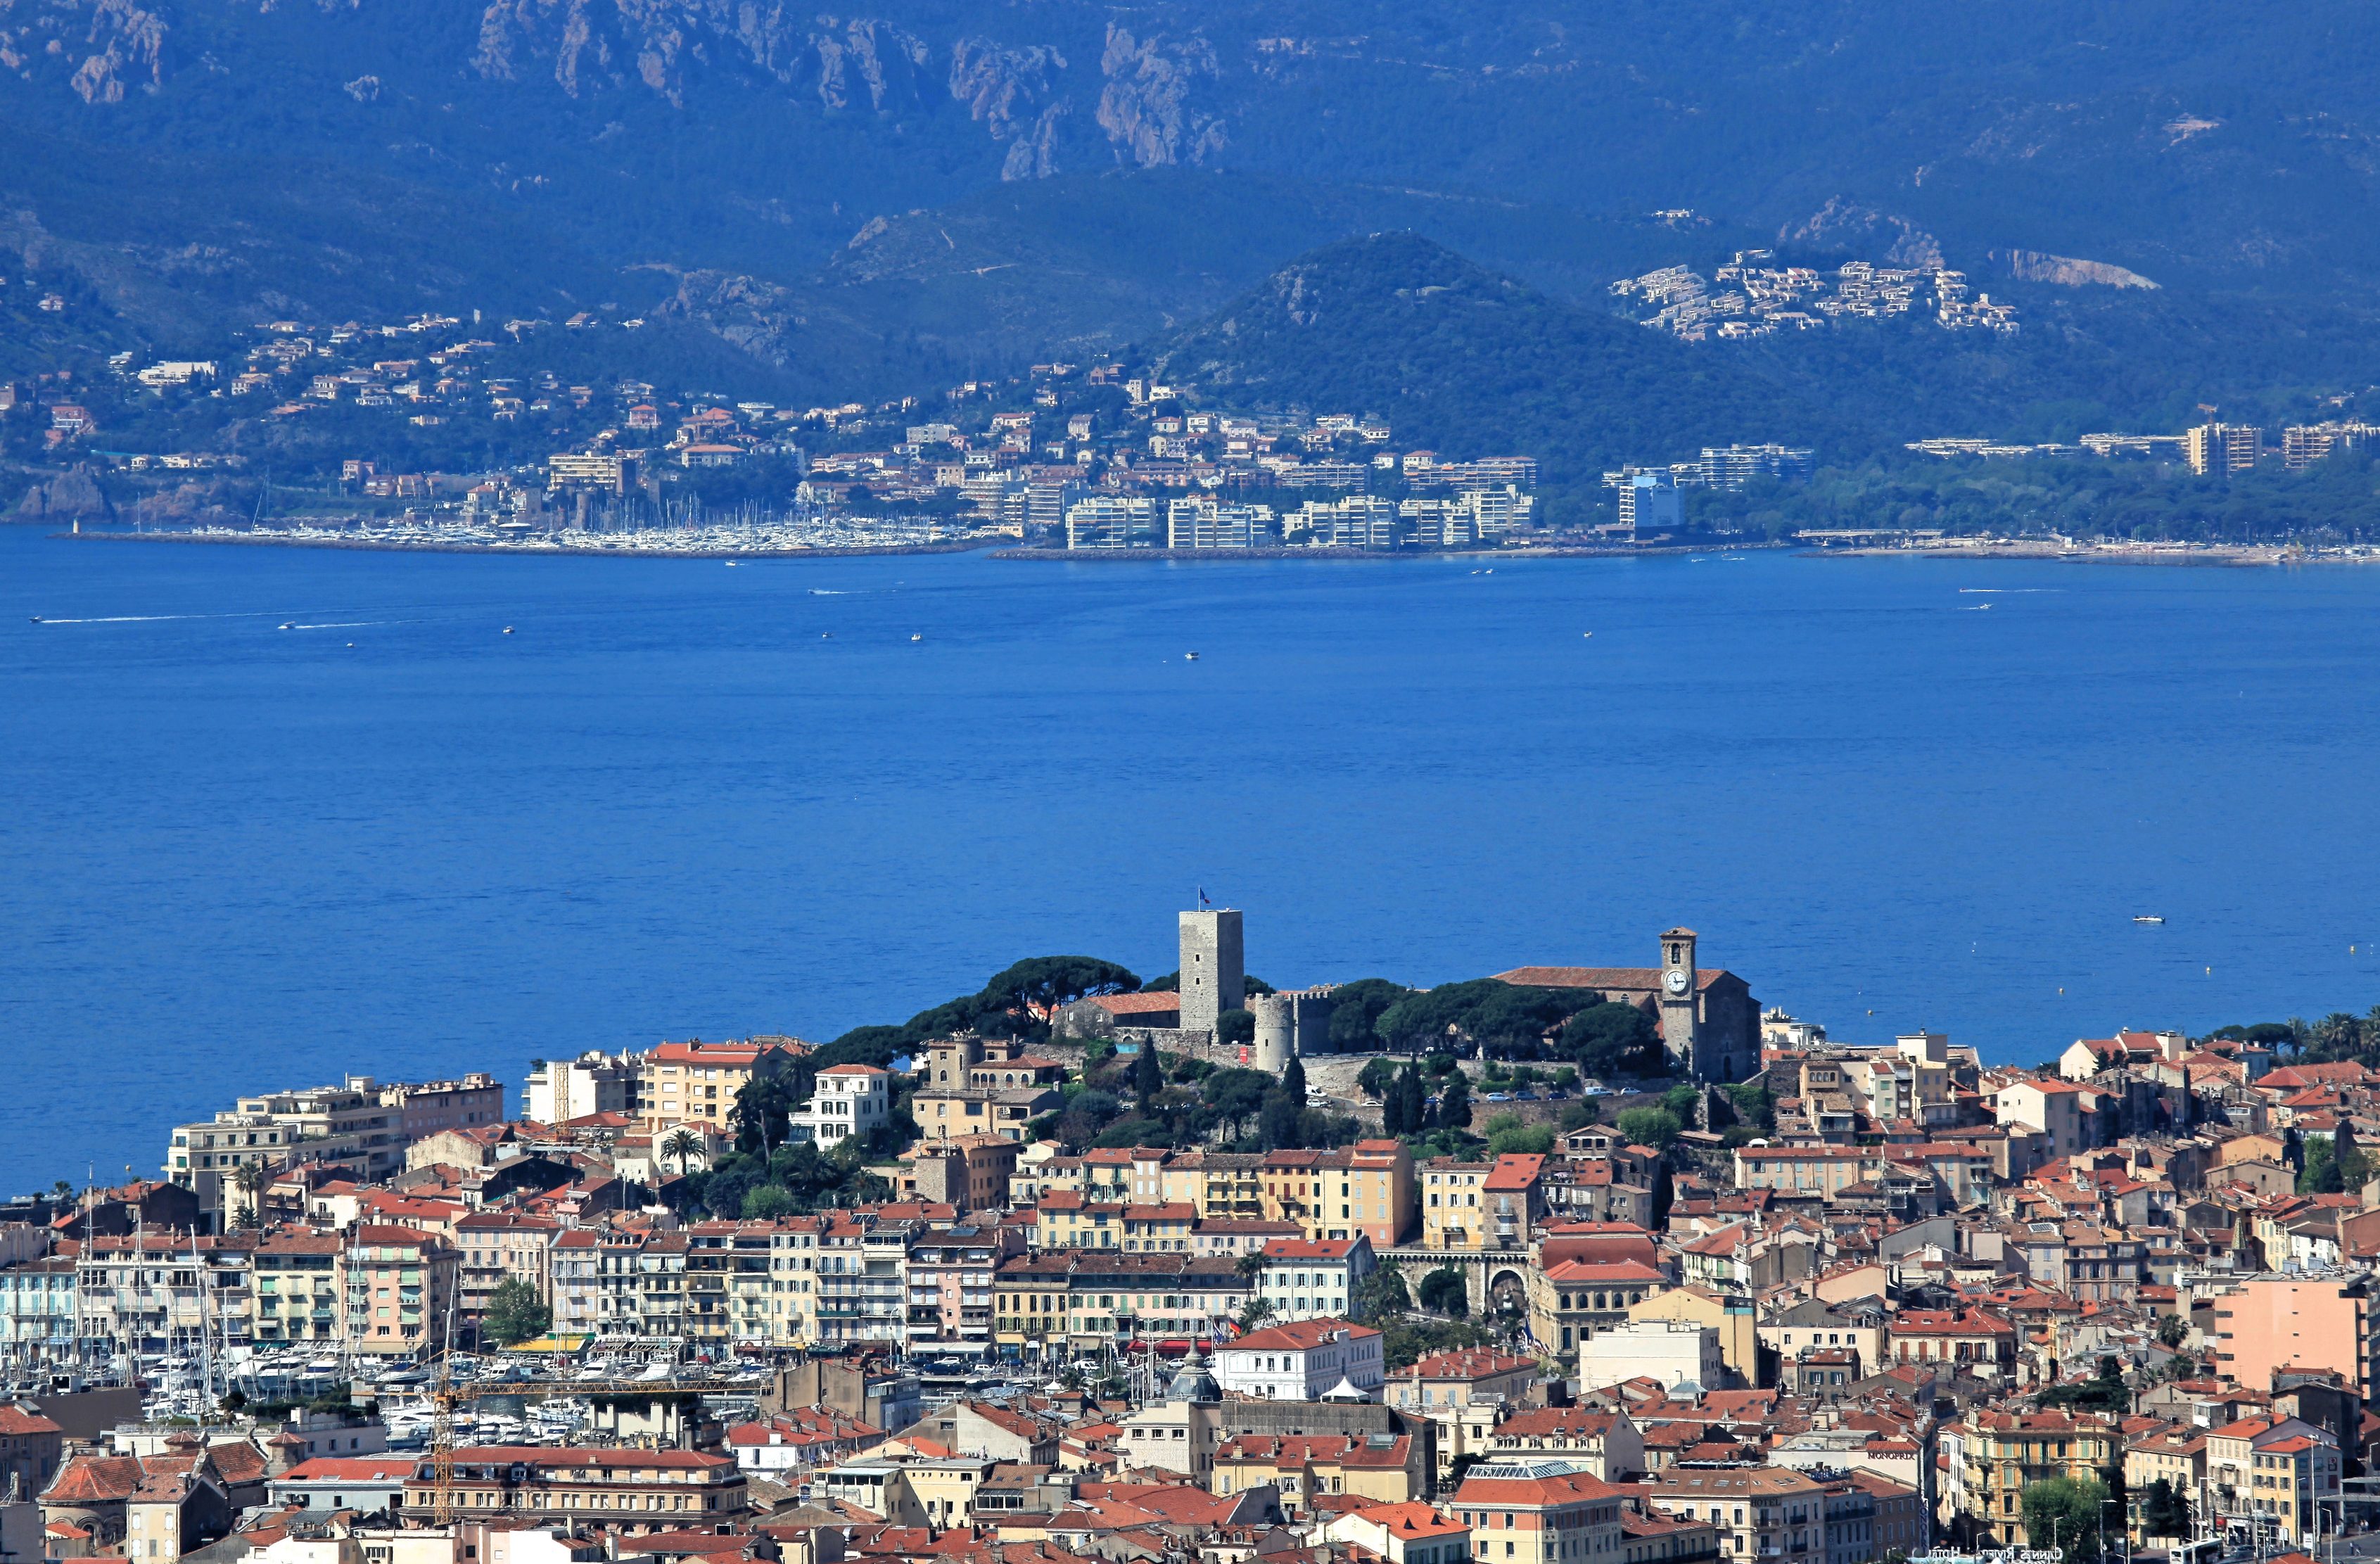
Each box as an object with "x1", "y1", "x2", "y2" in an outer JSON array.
[
  {"x1": 1228, "y1": 1318, "x2": 1380, "y2": 1352},
  {"x1": 1494, "y1": 966, "x2": 1730, "y2": 992},
  {"x1": 1346, "y1": 1501, "x2": 1466, "y2": 1537},
  {"x1": 1400, "y1": 1349, "x2": 1534, "y2": 1381},
  {"x1": 1483, "y1": 1155, "x2": 1547, "y2": 1192},
  {"x1": 1452, "y1": 1469, "x2": 1622, "y2": 1506},
  {"x1": 276, "y1": 1457, "x2": 419, "y2": 1482},
  {"x1": 1088, "y1": 993, "x2": 1183, "y2": 1017}
]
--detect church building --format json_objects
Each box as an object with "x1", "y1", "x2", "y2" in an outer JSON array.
[{"x1": 1494, "y1": 928, "x2": 1759, "y2": 1083}]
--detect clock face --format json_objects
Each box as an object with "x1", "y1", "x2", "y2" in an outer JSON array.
[{"x1": 1664, "y1": 969, "x2": 1691, "y2": 996}]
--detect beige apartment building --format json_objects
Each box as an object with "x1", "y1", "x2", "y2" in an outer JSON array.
[
  {"x1": 165, "y1": 1073, "x2": 502, "y2": 1223},
  {"x1": 2208, "y1": 1272, "x2": 2380, "y2": 1397},
  {"x1": 637, "y1": 1038, "x2": 806, "y2": 1134},
  {"x1": 337, "y1": 1224, "x2": 459, "y2": 1356},
  {"x1": 253, "y1": 1228, "x2": 342, "y2": 1347}
]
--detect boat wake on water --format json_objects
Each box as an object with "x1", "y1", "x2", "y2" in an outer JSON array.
[
  {"x1": 35, "y1": 609, "x2": 374, "y2": 625},
  {"x1": 34, "y1": 613, "x2": 217, "y2": 624}
]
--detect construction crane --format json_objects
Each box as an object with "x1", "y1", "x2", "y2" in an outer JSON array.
[{"x1": 430, "y1": 1290, "x2": 460, "y2": 1525}]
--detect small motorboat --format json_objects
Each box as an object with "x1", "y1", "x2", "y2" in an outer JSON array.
[
  {"x1": 2133, "y1": 915, "x2": 2165, "y2": 924},
  {"x1": 910, "y1": 632, "x2": 924, "y2": 642},
  {"x1": 502, "y1": 625, "x2": 515, "y2": 635},
  {"x1": 1185, "y1": 651, "x2": 1200, "y2": 661}
]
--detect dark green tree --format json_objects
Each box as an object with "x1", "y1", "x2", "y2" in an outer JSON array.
[
  {"x1": 1385, "y1": 1062, "x2": 1429, "y2": 1136},
  {"x1": 1093, "y1": 1117, "x2": 1169, "y2": 1148},
  {"x1": 1216, "y1": 1008, "x2": 1256, "y2": 1048},
  {"x1": 1617, "y1": 1106, "x2": 1683, "y2": 1148},
  {"x1": 1328, "y1": 979, "x2": 1414, "y2": 1051},
  {"x1": 1558, "y1": 1003, "x2": 1662, "y2": 1077},
  {"x1": 1133, "y1": 1042, "x2": 1164, "y2": 1109},
  {"x1": 1258, "y1": 1060, "x2": 1309, "y2": 1150},
  {"x1": 742, "y1": 1184, "x2": 794, "y2": 1219},
  {"x1": 1417, "y1": 1266, "x2": 1470, "y2": 1318},
  {"x1": 1258, "y1": 1090, "x2": 1304, "y2": 1150},
  {"x1": 978, "y1": 955, "x2": 1144, "y2": 1020},
  {"x1": 2300, "y1": 1136, "x2": 2372, "y2": 1195},
  {"x1": 1351, "y1": 1264, "x2": 1411, "y2": 1324},
  {"x1": 483, "y1": 1277, "x2": 552, "y2": 1347},
  {"x1": 1357, "y1": 1057, "x2": 1399, "y2": 1100},
  {"x1": 2021, "y1": 1476, "x2": 2111, "y2": 1564},
  {"x1": 2139, "y1": 1479, "x2": 2191, "y2": 1539},
  {"x1": 1435, "y1": 1070, "x2": 1473, "y2": 1131},
  {"x1": 1206, "y1": 1069, "x2": 1273, "y2": 1140},
  {"x1": 730, "y1": 1073, "x2": 798, "y2": 1155},
  {"x1": 893, "y1": 956, "x2": 1141, "y2": 1045},
  {"x1": 1722, "y1": 1081, "x2": 1776, "y2": 1134},
  {"x1": 1374, "y1": 981, "x2": 1579, "y2": 1058}
]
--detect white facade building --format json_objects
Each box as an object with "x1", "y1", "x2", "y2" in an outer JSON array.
[
  {"x1": 1065, "y1": 496, "x2": 1159, "y2": 549},
  {"x1": 1214, "y1": 1318, "x2": 1385, "y2": 1400},
  {"x1": 1255, "y1": 1236, "x2": 1375, "y2": 1323},
  {"x1": 525, "y1": 1051, "x2": 642, "y2": 1124},
  {"x1": 794, "y1": 1064, "x2": 891, "y2": 1146},
  {"x1": 1576, "y1": 1319, "x2": 1723, "y2": 1393},
  {"x1": 1166, "y1": 497, "x2": 1275, "y2": 549}
]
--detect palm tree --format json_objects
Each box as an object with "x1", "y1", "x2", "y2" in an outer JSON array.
[
  {"x1": 660, "y1": 1129, "x2": 704, "y2": 1179},
  {"x1": 2315, "y1": 1012, "x2": 2363, "y2": 1062},
  {"x1": 730, "y1": 1075, "x2": 795, "y2": 1155},
  {"x1": 232, "y1": 1162, "x2": 270, "y2": 1229}
]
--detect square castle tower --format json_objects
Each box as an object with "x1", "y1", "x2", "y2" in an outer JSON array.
[{"x1": 1177, "y1": 908, "x2": 1245, "y2": 1036}]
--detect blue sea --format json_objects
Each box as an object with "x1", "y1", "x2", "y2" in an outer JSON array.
[{"x1": 6, "y1": 529, "x2": 2380, "y2": 1194}]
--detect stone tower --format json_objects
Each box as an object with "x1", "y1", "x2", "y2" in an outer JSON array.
[
  {"x1": 1249, "y1": 992, "x2": 1294, "y2": 1074},
  {"x1": 1178, "y1": 908, "x2": 1245, "y2": 1037},
  {"x1": 1658, "y1": 927, "x2": 1700, "y2": 1076}
]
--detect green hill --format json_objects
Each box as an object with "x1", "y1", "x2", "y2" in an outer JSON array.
[{"x1": 1147, "y1": 232, "x2": 1851, "y2": 497}]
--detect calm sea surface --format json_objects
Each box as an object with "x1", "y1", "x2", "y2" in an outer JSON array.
[{"x1": 6, "y1": 529, "x2": 2380, "y2": 1193}]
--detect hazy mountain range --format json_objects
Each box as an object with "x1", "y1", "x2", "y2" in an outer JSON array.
[{"x1": 7, "y1": 0, "x2": 2380, "y2": 416}]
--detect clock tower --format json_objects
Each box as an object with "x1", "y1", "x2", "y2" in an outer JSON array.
[{"x1": 1658, "y1": 928, "x2": 1699, "y2": 1074}]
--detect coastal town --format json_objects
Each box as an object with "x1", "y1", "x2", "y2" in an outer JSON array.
[
  {"x1": 6, "y1": 322, "x2": 1567, "y2": 552},
  {"x1": 11, "y1": 281, "x2": 2380, "y2": 558},
  {"x1": 0, "y1": 908, "x2": 2372, "y2": 1564}
]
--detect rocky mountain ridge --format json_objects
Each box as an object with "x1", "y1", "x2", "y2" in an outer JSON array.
[{"x1": 6, "y1": 0, "x2": 2380, "y2": 409}]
